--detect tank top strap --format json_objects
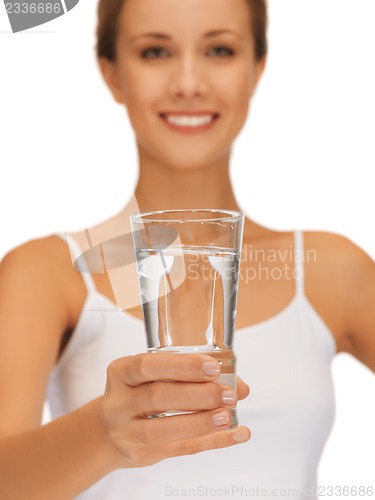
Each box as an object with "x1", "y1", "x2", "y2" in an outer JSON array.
[
  {"x1": 56, "y1": 232, "x2": 97, "y2": 294},
  {"x1": 293, "y1": 230, "x2": 305, "y2": 297}
]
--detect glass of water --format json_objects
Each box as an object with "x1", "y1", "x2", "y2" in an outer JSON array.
[{"x1": 130, "y1": 209, "x2": 244, "y2": 426}]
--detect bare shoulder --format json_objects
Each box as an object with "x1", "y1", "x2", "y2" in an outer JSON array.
[
  {"x1": 303, "y1": 230, "x2": 375, "y2": 367},
  {"x1": 303, "y1": 230, "x2": 374, "y2": 284},
  {"x1": 2, "y1": 235, "x2": 74, "y2": 299},
  {"x1": 304, "y1": 229, "x2": 371, "y2": 255},
  {"x1": 3, "y1": 233, "x2": 69, "y2": 262},
  {"x1": 0, "y1": 235, "x2": 81, "y2": 332},
  {"x1": 1, "y1": 234, "x2": 85, "y2": 328}
]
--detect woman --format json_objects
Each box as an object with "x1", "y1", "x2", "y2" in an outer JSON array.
[{"x1": 0, "y1": 0, "x2": 374, "y2": 499}]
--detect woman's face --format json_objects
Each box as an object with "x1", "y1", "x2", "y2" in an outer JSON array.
[{"x1": 101, "y1": 0, "x2": 265, "y2": 170}]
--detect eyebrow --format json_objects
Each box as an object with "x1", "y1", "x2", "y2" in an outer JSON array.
[{"x1": 128, "y1": 29, "x2": 241, "y2": 43}]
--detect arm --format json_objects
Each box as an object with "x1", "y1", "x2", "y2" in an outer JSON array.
[
  {"x1": 0, "y1": 397, "x2": 118, "y2": 500},
  {"x1": 305, "y1": 231, "x2": 375, "y2": 370},
  {"x1": 0, "y1": 238, "x2": 115, "y2": 499},
  {"x1": 0, "y1": 238, "x2": 250, "y2": 500},
  {"x1": 340, "y1": 237, "x2": 375, "y2": 372}
]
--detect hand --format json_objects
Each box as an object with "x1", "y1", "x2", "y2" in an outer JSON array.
[{"x1": 100, "y1": 353, "x2": 251, "y2": 468}]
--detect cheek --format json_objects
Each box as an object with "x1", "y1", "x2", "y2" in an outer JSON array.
[
  {"x1": 213, "y1": 66, "x2": 253, "y2": 140},
  {"x1": 121, "y1": 67, "x2": 163, "y2": 127},
  {"x1": 120, "y1": 62, "x2": 161, "y2": 102},
  {"x1": 217, "y1": 65, "x2": 254, "y2": 108}
]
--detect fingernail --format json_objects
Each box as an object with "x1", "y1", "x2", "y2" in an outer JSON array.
[
  {"x1": 203, "y1": 361, "x2": 221, "y2": 376},
  {"x1": 212, "y1": 411, "x2": 230, "y2": 426},
  {"x1": 233, "y1": 430, "x2": 249, "y2": 443},
  {"x1": 221, "y1": 390, "x2": 237, "y2": 406}
]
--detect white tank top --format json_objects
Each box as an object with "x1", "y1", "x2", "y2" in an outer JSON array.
[{"x1": 47, "y1": 231, "x2": 336, "y2": 500}]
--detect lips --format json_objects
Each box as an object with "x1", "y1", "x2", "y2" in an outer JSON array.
[{"x1": 159, "y1": 112, "x2": 220, "y2": 133}]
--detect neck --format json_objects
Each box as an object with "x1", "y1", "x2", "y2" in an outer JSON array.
[{"x1": 133, "y1": 151, "x2": 241, "y2": 214}]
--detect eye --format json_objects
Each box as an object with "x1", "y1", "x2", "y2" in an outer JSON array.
[
  {"x1": 141, "y1": 47, "x2": 169, "y2": 59},
  {"x1": 209, "y1": 46, "x2": 235, "y2": 57}
]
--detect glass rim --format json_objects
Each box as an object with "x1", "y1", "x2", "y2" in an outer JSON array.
[{"x1": 130, "y1": 208, "x2": 244, "y2": 224}]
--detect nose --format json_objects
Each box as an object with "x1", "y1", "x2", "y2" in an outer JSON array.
[{"x1": 169, "y1": 53, "x2": 208, "y2": 100}]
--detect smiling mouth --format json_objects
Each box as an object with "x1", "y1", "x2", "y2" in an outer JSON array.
[{"x1": 159, "y1": 113, "x2": 220, "y2": 130}]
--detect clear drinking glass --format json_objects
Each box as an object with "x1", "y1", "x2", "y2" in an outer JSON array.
[{"x1": 130, "y1": 209, "x2": 244, "y2": 426}]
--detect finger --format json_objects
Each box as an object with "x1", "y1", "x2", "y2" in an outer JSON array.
[
  {"x1": 131, "y1": 408, "x2": 234, "y2": 446},
  {"x1": 160, "y1": 425, "x2": 251, "y2": 460},
  {"x1": 107, "y1": 353, "x2": 221, "y2": 388},
  {"x1": 130, "y1": 381, "x2": 237, "y2": 415},
  {"x1": 236, "y1": 376, "x2": 250, "y2": 400}
]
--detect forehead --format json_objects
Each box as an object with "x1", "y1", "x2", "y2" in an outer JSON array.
[{"x1": 118, "y1": 0, "x2": 251, "y2": 40}]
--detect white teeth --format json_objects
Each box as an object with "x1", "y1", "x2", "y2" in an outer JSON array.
[{"x1": 164, "y1": 115, "x2": 215, "y2": 127}]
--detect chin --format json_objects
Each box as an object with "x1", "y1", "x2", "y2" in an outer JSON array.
[
  {"x1": 138, "y1": 139, "x2": 230, "y2": 171},
  {"x1": 162, "y1": 148, "x2": 230, "y2": 171}
]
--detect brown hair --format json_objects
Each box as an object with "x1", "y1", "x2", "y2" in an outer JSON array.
[{"x1": 96, "y1": 0, "x2": 268, "y2": 62}]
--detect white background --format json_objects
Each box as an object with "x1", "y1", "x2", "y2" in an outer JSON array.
[{"x1": 1, "y1": 0, "x2": 374, "y2": 497}]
